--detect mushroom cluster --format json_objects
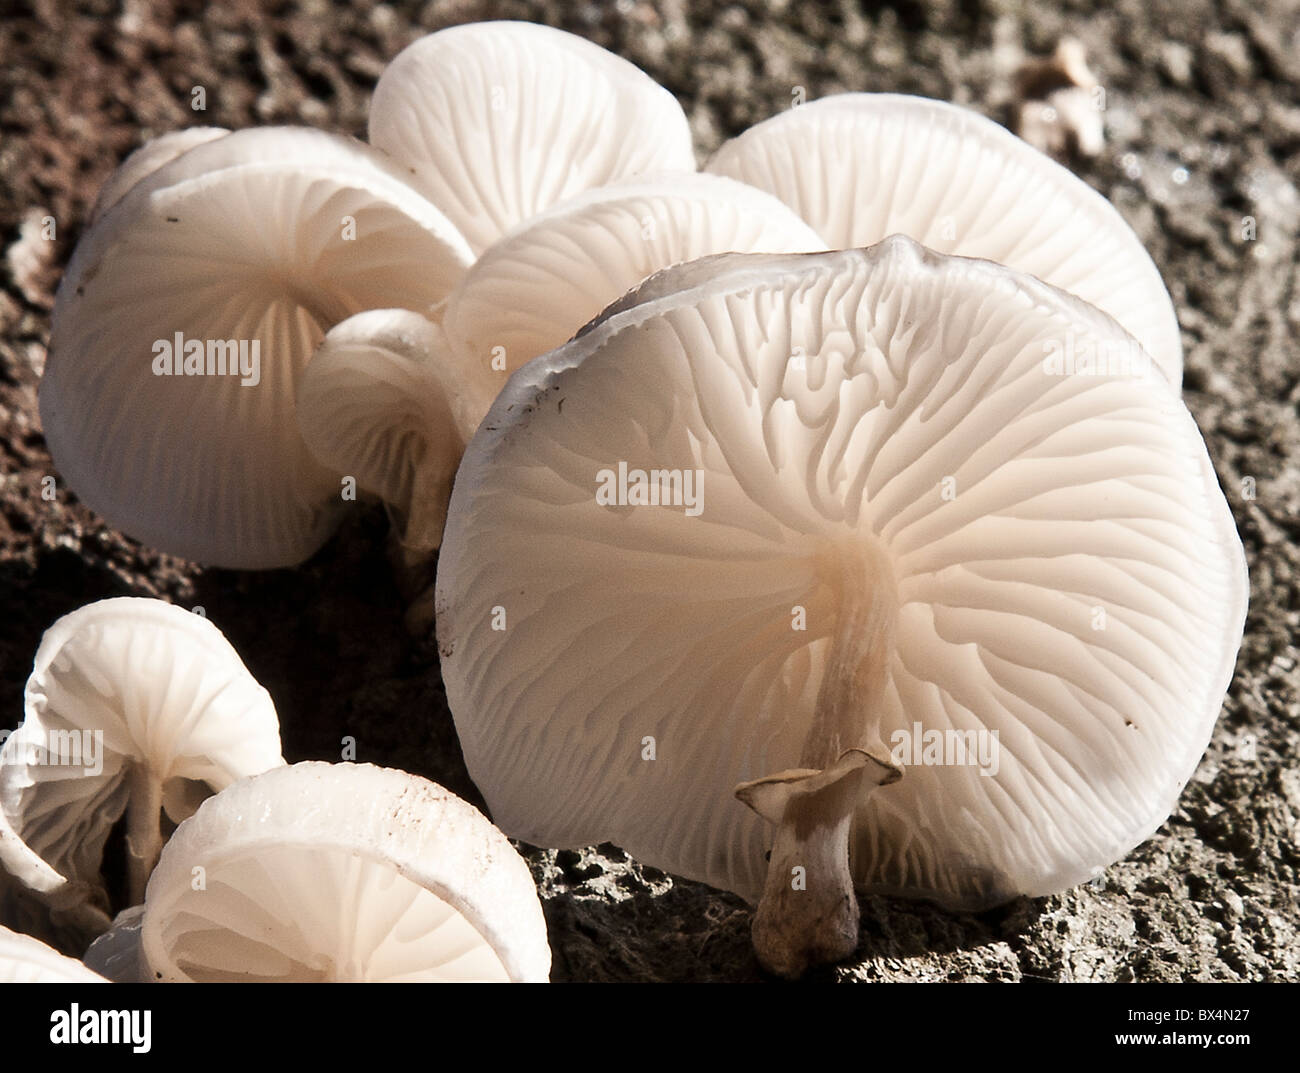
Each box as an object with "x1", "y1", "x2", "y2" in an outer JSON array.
[
  {"x1": 43, "y1": 21, "x2": 824, "y2": 589},
  {"x1": 0, "y1": 598, "x2": 284, "y2": 939},
  {"x1": 43, "y1": 22, "x2": 1189, "y2": 584},
  {"x1": 27, "y1": 19, "x2": 1248, "y2": 980},
  {"x1": 0, "y1": 600, "x2": 550, "y2": 983}
]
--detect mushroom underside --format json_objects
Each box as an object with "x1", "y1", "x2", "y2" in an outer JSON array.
[{"x1": 435, "y1": 240, "x2": 1246, "y2": 977}]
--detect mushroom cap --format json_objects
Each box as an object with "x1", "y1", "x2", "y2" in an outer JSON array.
[
  {"x1": 42, "y1": 126, "x2": 473, "y2": 569},
  {"x1": 369, "y1": 21, "x2": 696, "y2": 254},
  {"x1": 296, "y1": 174, "x2": 823, "y2": 560},
  {"x1": 138, "y1": 762, "x2": 550, "y2": 982},
  {"x1": 435, "y1": 236, "x2": 1246, "y2": 910},
  {"x1": 296, "y1": 309, "x2": 480, "y2": 556},
  {"x1": 0, "y1": 924, "x2": 106, "y2": 983},
  {"x1": 0, "y1": 598, "x2": 283, "y2": 925},
  {"x1": 442, "y1": 172, "x2": 827, "y2": 381},
  {"x1": 88, "y1": 127, "x2": 230, "y2": 225},
  {"x1": 705, "y1": 94, "x2": 1182, "y2": 383}
]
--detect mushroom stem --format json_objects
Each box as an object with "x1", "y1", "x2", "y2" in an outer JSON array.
[
  {"x1": 735, "y1": 540, "x2": 901, "y2": 977},
  {"x1": 744, "y1": 749, "x2": 898, "y2": 977},
  {"x1": 125, "y1": 763, "x2": 164, "y2": 907},
  {"x1": 801, "y1": 542, "x2": 896, "y2": 764}
]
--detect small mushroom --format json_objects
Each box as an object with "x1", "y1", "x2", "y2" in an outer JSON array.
[
  {"x1": 0, "y1": 598, "x2": 284, "y2": 937},
  {"x1": 294, "y1": 309, "x2": 485, "y2": 609},
  {"x1": 435, "y1": 238, "x2": 1247, "y2": 976},
  {"x1": 441, "y1": 172, "x2": 827, "y2": 377},
  {"x1": 117, "y1": 762, "x2": 549, "y2": 982},
  {"x1": 0, "y1": 924, "x2": 106, "y2": 983},
  {"x1": 369, "y1": 21, "x2": 696, "y2": 254},
  {"x1": 42, "y1": 127, "x2": 473, "y2": 568},
  {"x1": 705, "y1": 93, "x2": 1182, "y2": 383},
  {"x1": 88, "y1": 127, "x2": 230, "y2": 225}
]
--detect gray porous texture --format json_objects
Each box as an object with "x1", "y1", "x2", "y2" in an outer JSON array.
[{"x1": 0, "y1": 0, "x2": 1297, "y2": 981}]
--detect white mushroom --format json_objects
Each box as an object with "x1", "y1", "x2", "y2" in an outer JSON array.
[
  {"x1": 295, "y1": 174, "x2": 825, "y2": 581},
  {"x1": 0, "y1": 598, "x2": 284, "y2": 935},
  {"x1": 0, "y1": 924, "x2": 106, "y2": 983},
  {"x1": 705, "y1": 94, "x2": 1182, "y2": 383},
  {"x1": 42, "y1": 127, "x2": 473, "y2": 568},
  {"x1": 126, "y1": 762, "x2": 549, "y2": 982},
  {"x1": 88, "y1": 127, "x2": 230, "y2": 225},
  {"x1": 441, "y1": 172, "x2": 827, "y2": 378},
  {"x1": 369, "y1": 21, "x2": 696, "y2": 254},
  {"x1": 435, "y1": 238, "x2": 1247, "y2": 976},
  {"x1": 295, "y1": 310, "x2": 487, "y2": 571}
]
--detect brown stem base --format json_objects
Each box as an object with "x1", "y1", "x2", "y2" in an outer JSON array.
[{"x1": 737, "y1": 747, "x2": 900, "y2": 978}]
